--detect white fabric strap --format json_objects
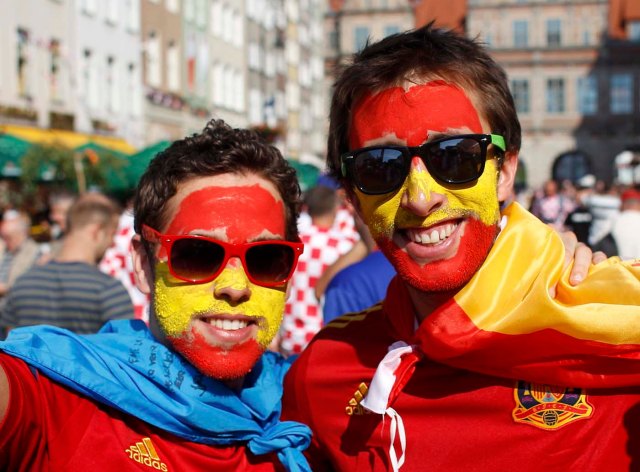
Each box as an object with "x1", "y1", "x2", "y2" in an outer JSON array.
[
  {"x1": 360, "y1": 341, "x2": 413, "y2": 471},
  {"x1": 386, "y1": 407, "x2": 407, "y2": 472},
  {"x1": 361, "y1": 341, "x2": 413, "y2": 414}
]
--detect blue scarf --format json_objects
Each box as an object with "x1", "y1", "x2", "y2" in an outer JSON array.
[{"x1": 0, "y1": 320, "x2": 311, "y2": 472}]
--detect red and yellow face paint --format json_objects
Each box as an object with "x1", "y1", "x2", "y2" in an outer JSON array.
[
  {"x1": 350, "y1": 81, "x2": 502, "y2": 292},
  {"x1": 150, "y1": 174, "x2": 288, "y2": 380}
]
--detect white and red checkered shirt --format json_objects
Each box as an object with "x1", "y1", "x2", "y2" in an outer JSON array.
[
  {"x1": 281, "y1": 209, "x2": 358, "y2": 354},
  {"x1": 99, "y1": 211, "x2": 150, "y2": 321}
]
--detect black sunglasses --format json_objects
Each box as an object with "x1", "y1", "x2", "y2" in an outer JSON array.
[
  {"x1": 340, "y1": 134, "x2": 506, "y2": 195},
  {"x1": 142, "y1": 225, "x2": 304, "y2": 287}
]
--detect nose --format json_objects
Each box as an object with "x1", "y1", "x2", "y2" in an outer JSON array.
[
  {"x1": 213, "y1": 258, "x2": 251, "y2": 305},
  {"x1": 400, "y1": 156, "x2": 446, "y2": 217}
]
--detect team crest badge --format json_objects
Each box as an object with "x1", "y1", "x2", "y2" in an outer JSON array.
[{"x1": 512, "y1": 381, "x2": 593, "y2": 430}]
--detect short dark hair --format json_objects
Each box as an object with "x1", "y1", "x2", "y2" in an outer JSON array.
[
  {"x1": 327, "y1": 23, "x2": 521, "y2": 186},
  {"x1": 133, "y1": 119, "x2": 301, "y2": 241},
  {"x1": 67, "y1": 192, "x2": 120, "y2": 232},
  {"x1": 304, "y1": 185, "x2": 338, "y2": 218}
]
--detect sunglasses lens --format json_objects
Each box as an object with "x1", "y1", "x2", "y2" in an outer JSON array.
[
  {"x1": 353, "y1": 148, "x2": 406, "y2": 194},
  {"x1": 428, "y1": 137, "x2": 484, "y2": 183},
  {"x1": 170, "y1": 238, "x2": 225, "y2": 281},
  {"x1": 245, "y1": 244, "x2": 296, "y2": 284}
]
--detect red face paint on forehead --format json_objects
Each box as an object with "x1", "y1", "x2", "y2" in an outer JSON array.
[
  {"x1": 166, "y1": 184, "x2": 286, "y2": 243},
  {"x1": 350, "y1": 81, "x2": 484, "y2": 148}
]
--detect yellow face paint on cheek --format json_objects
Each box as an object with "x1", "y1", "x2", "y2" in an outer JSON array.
[
  {"x1": 356, "y1": 160, "x2": 502, "y2": 240},
  {"x1": 153, "y1": 263, "x2": 285, "y2": 347}
]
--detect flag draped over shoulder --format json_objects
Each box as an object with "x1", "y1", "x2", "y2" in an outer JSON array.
[{"x1": 399, "y1": 202, "x2": 640, "y2": 389}]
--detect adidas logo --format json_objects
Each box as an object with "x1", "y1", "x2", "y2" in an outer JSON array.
[
  {"x1": 125, "y1": 437, "x2": 168, "y2": 471},
  {"x1": 345, "y1": 382, "x2": 372, "y2": 416}
]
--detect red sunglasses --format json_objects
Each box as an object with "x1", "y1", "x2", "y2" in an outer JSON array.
[{"x1": 142, "y1": 224, "x2": 304, "y2": 287}]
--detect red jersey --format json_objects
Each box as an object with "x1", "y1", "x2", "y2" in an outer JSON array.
[
  {"x1": 282, "y1": 302, "x2": 640, "y2": 471},
  {"x1": 0, "y1": 353, "x2": 281, "y2": 471}
]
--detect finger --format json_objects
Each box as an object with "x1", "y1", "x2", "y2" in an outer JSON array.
[
  {"x1": 592, "y1": 251, "x2": 607, "y2": 265},
  {"x1": 569, "y1": 243, "x2": 592, "y2": 285},
  {"x1": 558, "y1": 231, "x2": 578, "y2": 270}
]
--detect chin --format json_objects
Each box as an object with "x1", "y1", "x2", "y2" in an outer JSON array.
[
  {"x1": 381, "y1": 218, "x2": 499, "y2": 293},
  {"x1": 171, "y1": 334, "x2": 265, "y2": 380}
]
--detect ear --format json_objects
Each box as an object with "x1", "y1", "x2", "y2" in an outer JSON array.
[
  {"x1": 497, "y1": 152, "x2": 518, "y2": 203},
  {"x1": 132, "y1": 234, "x2": 153, "y2": 295}
]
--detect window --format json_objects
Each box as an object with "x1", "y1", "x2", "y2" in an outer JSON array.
[
  {"x1": 511, "y1": 79, "x2": 530, "y2": 114},
  {"x1": 85, "y1": 50, "x2": 100, "y2": 110},
  {"x1": 212, "y1": 63, "x2": 223, "y2": 106},
  {"x1": 184, "y1": 0, "x2": 195, "y2": 21},
  {"x1": 106, "y1": 56, "x2": 120, "y2": 113},
  {"x1": 106, "y1": 0, "x2": 118, "y2": 24},
  {"x1": 513, "y1": 20, "x2": 528, "y2": 48},
  {"x1": 210, "y1": 0, "x2": 222, "y2": 37},
  {"x1": 546, "y1": 78, "x2": 565, "y2": 113},
  {"x1": 127, "y1": 63, "x2": 142, "y2": 116},
  {"x1": 167, "y1": 41, "x2": 180, "y2": 91},
  {"x1": 81, "y1": 0, "x2": 98, "y2": 15},
  {"x1": 166, "y1": 0, "x2": 179, "y2": 13},
  {"x1": 125, "y1": 0, "x2": 140, "y2": 32},
  {"x1": 249, "y1": 88, "x2": 263, "y2": 124},
  {"x1": 49, "y1": 38, "x2": 62, "y2": 101},
  {"x1": 577, "y1": 76, "x2": 597, "y2": 115},
  {"x1": 610, "y1": 74, "x2": 633, "y2": 114},
  {"x1": 354, "y1": 26, "x2": 370, "y2": 52},
  {"x1": 546, "y1": 19, "x2": 561, "y2": 47},
  {"x1": 17, "y1": 28, "x2": 30, "y2": 97},
  {"x1": 145, "y1": 32, "x2": 162, "y2": 87}
]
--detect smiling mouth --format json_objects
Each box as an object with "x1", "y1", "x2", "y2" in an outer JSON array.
[
  {"x1": 405, "y1": 220, "x2": 461, "y2": 245},
  {"x1": 199, "y1": 315, "x2": 258, "y2": 331}
]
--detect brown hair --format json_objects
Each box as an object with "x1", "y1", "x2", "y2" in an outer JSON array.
[{"x1": 327, "y1": 23, "x2": 521, "y2": 187}]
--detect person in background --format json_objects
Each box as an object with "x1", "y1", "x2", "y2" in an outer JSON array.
[
  {"x1": 612, "y1": 187, "x2": 640, "y2": 260},
  {"x1": 321, "y1": 218, "x2": 396, "y2": 324},
  {"x1": 99, "y1": 194, "x2": 150, "y2": 321},
  {"x1": 563, "y1": 174, "x2": 596, "y2": 245},
  {"x1": 280, "y1": 184, "x2": 355, "y2": 355},
  {"x1": 530, "y1": 179, "x2": 576, "y2": 231},
  {"x1": 0, "y1": 210, "x2": 41, "y2": 315},
  {"x1": 582, "y1": 179, "x2": 621, "y2": 257},
  {"x1": 0, "y1": 120, "x2": 311, "y2": 471},
  {"x1": 0, "y1": 193, "x2": 133, "y2": 334},
  {"x1": 282, "y1": 24, "x2": 640, "y2": 471}
]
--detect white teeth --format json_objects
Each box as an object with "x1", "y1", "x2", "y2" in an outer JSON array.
[
  {"x1": 407, "y1": 223, "x2": 458, "y2": 245},
  {"x1": 209, "y1": 318, "x2": 248, "y2": 330}
]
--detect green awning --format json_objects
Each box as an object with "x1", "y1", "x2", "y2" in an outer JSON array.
[
  {"x1": 0, "y1": 134, "x2": 31, "y2": 177},
  {"x1": 287, "y1": 159, "x2": 321, "y2": 191},
  {"x1": 126, "y1": 141, "x2": 171, "y2": 188}
]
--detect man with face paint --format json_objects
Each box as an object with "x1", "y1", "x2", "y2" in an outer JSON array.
[
  {"x1": 282, "y1": 25, "x2": 640, "y2": 471},
  {"x1": 0, "y1": 120, "x2": 311, "y2": 471}
]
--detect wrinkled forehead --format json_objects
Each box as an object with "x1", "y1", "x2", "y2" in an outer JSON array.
[{"x1": 349, "y1": 80, "x2": 485, "y2": 148}]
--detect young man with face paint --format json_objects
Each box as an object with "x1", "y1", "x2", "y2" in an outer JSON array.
[
  {"x1": 282, "y1": 25, "x2": 640, "y2": 471},
  {"x1": 0, "y1": 120, "x2": 311, "y2": 471}
]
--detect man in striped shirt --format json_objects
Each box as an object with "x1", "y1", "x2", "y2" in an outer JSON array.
[{"x1": 0, "y1": 192, "x2": 133, "y2": 333}]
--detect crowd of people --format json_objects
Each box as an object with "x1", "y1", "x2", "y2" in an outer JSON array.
[
  {"x1": 0, "y1": 23, "x2": 638, "y2": 471},
  {"x1": 528, "y1": 177, "x2": 640, "y2": 259}
]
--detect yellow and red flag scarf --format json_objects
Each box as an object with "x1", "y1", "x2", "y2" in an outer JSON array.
[{"x1": 385, "y1": 202, "x2": 640, "y2": 389}]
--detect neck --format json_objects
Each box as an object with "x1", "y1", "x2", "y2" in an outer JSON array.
[
  {"x1": 407, "y1": 283, "x2": 457, "y2": 324},
  {"x1": 311, "y1": 213, "x2": 335, "y2": 229},
  {"x1": 56, "y1": 234, "x2": 98, "y2": 264}
]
